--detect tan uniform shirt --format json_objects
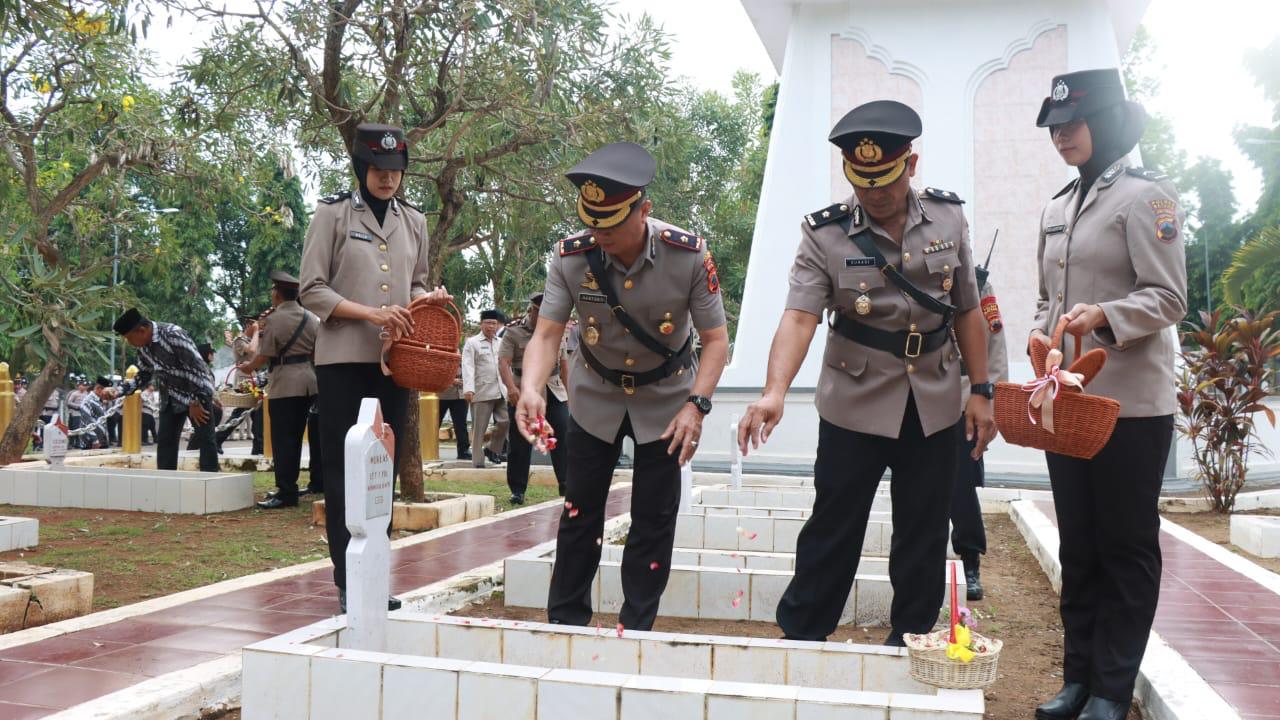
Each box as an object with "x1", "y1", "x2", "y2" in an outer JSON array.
[
  {"x1": 232, "y1": 335, "x2": 255, "y2": 382},
  {"x1": 462, "y1": 333, "x2": 505, "y2": 402},
  {"x1": 257, "y1": 300, "x2": 318, "y2": 399},
  {"x1": 299, "y1": 192, "x2": 431, "y2": 365},
  {"x1": 499, "y1": 321, "x2": 568, "y2": 402},
  {"x1": 786, "y1": 190, "x2": 980, "y2": 439},
  {"x1": 959, "y1": 281, "x2": 1009, "y2": 412},
  {"x1": 437, "y1": 369, "x2": 463, "y2": 401},
  {"x1": 1033, "y1": 161, "x2": 1187, "y2": 417},
  {"x1": 541, "y1": 217, "x2": 726, "y2": 444}
]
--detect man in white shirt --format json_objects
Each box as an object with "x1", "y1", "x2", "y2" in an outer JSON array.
[{"x1": 462, "y1": 309, "x2": 509, "y2": 468}]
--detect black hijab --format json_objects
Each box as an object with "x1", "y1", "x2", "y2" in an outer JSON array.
[
  {"x1": 353, "y1": 157, "x2": 392, "y2": 226},
  {"x1": 1077, "y1": 101, "x2": 1149, "y2": 198}
]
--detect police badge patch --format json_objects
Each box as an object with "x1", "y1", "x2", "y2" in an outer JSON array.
[
  {"x1": 704, "y1": 251, "x2": 720, "y2": 294},
  {"x1": 380, "y1": 132, "x2": 398, "y2": 150},
  {"x1": 1052, "y1": 80, "x2": 1069, "y2": 102},
  {"x1": 1150, "y1": 199, "x2": 1179, "y2": 244}
]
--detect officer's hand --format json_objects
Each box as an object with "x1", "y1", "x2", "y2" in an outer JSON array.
[
  {"x1": 223, "y1": 329, "x2": 234, "y2": 346},
  {"x1": 422, "y1": 286, "x2": 453, "y2": 305},
  {"x1": 964, "y1": 395, "x2": 996, "y2": 460},
  {"x1": 189, "y1": 402, "x2": 210, "y2": 427},
  {"x1": 369, "y1": 305, "x2": 415, "y2": 340},
  {"x1": 738, "y1": 393, "x2": 785, "y2": 456},
  {"x1": 507, "y1": 385, "x2": 521, "y2": 406},
  {"x1": 1063, "y1": 304, "x2": 1107, "y2": 337},
  {"x1": 515, "y1": 390, "x2": 548, "y2": 443},
  {"x1": 661, "y1": 403, "x2": 704, "y2": 465},
  {"x1": 464, "y1": 391, "x2": 474, "y2": 404}
]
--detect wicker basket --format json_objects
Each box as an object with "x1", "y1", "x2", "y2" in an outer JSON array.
[
  {"x1": 994, "y1": 317, "x2": 1120, "y2": 460},
  {"x1": 903, "y1": 629, "x2": 1003, "y2": 689},
  {"x1": 218, "y1": 390, "x2": 259, "y2": 409},
  {"x1": 383, "y1": 297, "x2": 462, "y2": 393}
]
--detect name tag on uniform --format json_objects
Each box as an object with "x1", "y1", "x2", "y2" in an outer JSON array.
[
  {"x1": 1045, "y1": 224, "x2": 1066, "y2": 235},
  {"x1": 350, "y1": 230, "x2": 373, "y2": 242},
  {"x1": 844, "y1": 257, "x2": 875, "y2": 268},
  {"x1": 578, "y1": 292, "x2": 607, "y2": 304}
]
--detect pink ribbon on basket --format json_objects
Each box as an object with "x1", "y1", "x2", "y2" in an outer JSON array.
[{"x1": 1020, "y1": 348, "x2": 1084, "y2": 434}]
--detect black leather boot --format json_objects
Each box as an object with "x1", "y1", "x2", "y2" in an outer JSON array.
[
  {"x1": 1077, "y1": 697, "x2": 1128, "y2": 720},
  {"x1": 1035, "y1": 683, "x2": 1090, "y2": 720},
  {"x1": 962, "y1": 554, "x2": 984, "y2": 601}
]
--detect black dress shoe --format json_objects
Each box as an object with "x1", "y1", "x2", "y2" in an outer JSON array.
[
  {"x1": 1036, "y1": 683, "x2": 1090, "y2": 720},
  {"x1": 338, "y1": 590, "x2": 403, "y2": 613},
  {"x1": 257, "y1": 496, "x2": 298, "y2": 509},
  {"x1": 965, "y1": 567, "x2": 984, "y2": 601},
  {"x1": 882, "y1": 632, "x2": 906, "y2": 647},
  {"x1": 485, "y1": 449, "x2": 505, "y2": 465},
  {"x1": 509, "y1": 494, "x2": 525, "y2": 506},
  {"x1": 1077, "y1": 697, "x2": 1128, "y2": 720},
  {"x1": 458, "y1": 450, "x2": 472, "y2": 461},
  {"x1": 303, "y1": 486, "x2": 323, "y2": 495}
]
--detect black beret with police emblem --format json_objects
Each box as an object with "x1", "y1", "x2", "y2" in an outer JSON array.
[{"x1": 351, "y1": 123, "x2": 409, "y2": 171}]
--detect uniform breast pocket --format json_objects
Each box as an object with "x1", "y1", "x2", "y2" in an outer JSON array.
[
  {"x1": 837, "y1": 268, "x2": 884, "y2": 294},
  {"x1": 648, "y1": 306, "x2": 687, "y2": 340},
  {"x1": 924, "y1": 249, "x2": 961, "y2": 276}
]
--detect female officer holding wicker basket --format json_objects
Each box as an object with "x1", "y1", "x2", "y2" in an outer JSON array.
[
  {"x1": 1021, "y1": 69, "x2": 1187, "y2": 720},
  {"x1": 299, "y1": 122, "x2": 450, "y2": 613}
]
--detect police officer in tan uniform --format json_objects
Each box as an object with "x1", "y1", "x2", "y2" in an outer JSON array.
[
  {"x1": 499, "y1": 292, "x2": 569, "y2": 503},
  {"x1": 299, "y1": 122, "x2": 450, "y2": 611},
  {"x1": 237, "y1": 271, "x2": 324, "y2": 508},
  {"x1": 218, "y1": 317, "x2": 264, "y2": 454},
  {"x1": 951, "y1": 265, "x2": 1008, "y2": 601},
  {"x1": 1030, "y1": 70, "x2": 1186, "y2": 720},
  {"x1": 514, "y1": 142, "x2": 729, "y2": 631},
  {"x1": 738, "y1": 101, "x2": 997, "y2": 645}
]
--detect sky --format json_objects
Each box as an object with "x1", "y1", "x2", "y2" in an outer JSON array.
[{"x1": 143, "y1": 0, "x2": 1277, "y2": 213}]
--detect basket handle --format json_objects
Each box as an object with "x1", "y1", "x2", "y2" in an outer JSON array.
[
  {"x1": 408, "y1": 295, "x2": 463, "y2": 330},
  {"x1": 1047, "y1": 316, "x2": 1083, "y2": 371},
  {"x1": 381, "y1": 296, "x2": 463, "y2": 376}
]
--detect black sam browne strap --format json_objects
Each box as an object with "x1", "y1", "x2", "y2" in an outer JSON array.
[
  {"x1": 844, "y1": 225, "x2": 956, "y2": 323},
  {"x1": 585, "y1": 247, "x2": 681, "y2": 361}
]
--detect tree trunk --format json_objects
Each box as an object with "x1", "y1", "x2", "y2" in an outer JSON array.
[
  {"x1": 400, "y1": 392, "x2": 425, "y2": 502},
  {"x1": 0, "y1": 357, "x2": 67, "y2": 465}
]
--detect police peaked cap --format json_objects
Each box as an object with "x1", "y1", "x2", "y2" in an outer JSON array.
[
  {"x1": 269, "y1": 270, "x2": 300, "y2": 288},
  {"x1": 352, "y1": 123, "x2": 409, "y2": 171},
  {"x1": 829, "y1": 101, "x2": 922, "y2": 189},
  {"x1": 565, "y1": 142, "x2": 656, "y2": 229}
]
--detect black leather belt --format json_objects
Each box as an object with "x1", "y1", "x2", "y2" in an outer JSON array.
[
  {"x1": 831, "y1": 314, "x2": 952, "y2": 359},
  {"x1": 577, "y1": 336, "x2": 694, "y2": 395},
  {"x1": 269, "y1": 356, "x2": 312, "y2": 369}
]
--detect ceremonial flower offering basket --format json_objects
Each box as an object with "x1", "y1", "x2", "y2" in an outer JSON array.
[
  {"x1": 903, "y1": 629, "x2": 1003, "y2": 689},
  {"x1": 383, "y1": 296, "x2": 462, "y2": 393},
  {"x1": 903, "y1": 567, "x2": 1002, "y2": 690},
  {"x1": 218, "y1": 368, "x2": 263, "y2": 409},
  {"x1": 994, "y1": 316, "x2": 1120, "y2": 459}
]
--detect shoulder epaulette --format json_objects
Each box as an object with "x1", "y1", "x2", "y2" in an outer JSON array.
[
  {"x1": 922, "y1": 187, "x2": 964, "y2": 204},
  {"x1": 659, "y1": 227, "x2": 703, "y2": 251},
  {"x1": 1053, "y1": 178, "x2": 1078, "y2": 199},
  {"x1": 558, "y1": 233, "x2": 596, "y2": 256},
  {"x1": 804, "y1": 202, "x2": 852, "y2": 229},
  {"x1": 1125, "y1": 167, "x2": 1167, "y2": 182},
  {"x1": 318, "y1": 190, "x2": 351, "y2": 205}
]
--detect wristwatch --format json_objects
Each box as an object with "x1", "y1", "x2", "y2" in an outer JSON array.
[
  {"x1": 970, "y1": 382, "x2": 996, "y2": 400},
  {"x1": 687, "y1": 394, "x2": 713, "y2": 415}
]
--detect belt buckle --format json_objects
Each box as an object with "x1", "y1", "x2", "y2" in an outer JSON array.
[
  {"x1": 904, "y1": 331, "x2": 923, "y2": 358},
  {"x1": 621, "y1": 374, "x2": 636, "y2": 395}
]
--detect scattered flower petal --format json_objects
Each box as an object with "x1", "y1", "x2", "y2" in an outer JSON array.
[
  {"x1": 616, "y1": 623, "x2": 624, "y2": 638},
  {"x1": 649, "y1": 562, "x2": 661, "y2": 570}
]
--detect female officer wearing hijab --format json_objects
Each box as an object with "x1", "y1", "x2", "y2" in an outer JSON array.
[
  {"x1": 1029, "y1": 69, "x2": 1187, "y2": 720},
  {"x1": 299, "y1": 123, "x2": 450, "y2": 611}
]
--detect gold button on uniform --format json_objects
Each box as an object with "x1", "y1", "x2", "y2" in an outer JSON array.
[
  {"x1": 380, "y1": 264, "x2": 388, "y2": 271},
  {"x1": 1056, "y1": 292, "x2": 1064, "y2": 302},
  {"x1": 859, "y1": 282, "x2": 868, "y2": 291},
  {"x1": 840, "y1": 361, "x2": 847, "y2": 368},
  {"x1": 910, "y1": 323, "x2": 918, "y2": 332},
  {"x1": 380, "y1": 283, "x2": 389, "y2": 292},
  {"x1": 903, "y1": 252, "x2": 912, "y2": 262},
  {"x1": 907, "y1": 363, "x2": 916, "y2": 373},
  {"x1": 943, "y1": 264, "x2": 951, "y2": 273},
  {"x1": 625, "y1": 358, "x2": 635, "y2": 367},
  {"x1": 1058, "y1": 259, "x2": 1065, "y2": 268},
  {"x1": 379, "y1": 243, "x2": 387, "y2": 252},
  {"x1": 623, "y1": 279, "x2": 634, "y2": 290},
  {"x1": 379, "y1": 304, "x2": 387, "y2": 309}
]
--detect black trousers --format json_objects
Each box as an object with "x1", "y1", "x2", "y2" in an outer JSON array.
[
  {"x1": 507, "y1": 393, "x2": 569, "y2": 497},
  {"x1": 950, "y1": 417, "x2": 987, "y2": 561},
  {"x1": 437, "y1": 399, "x2": 470, "y2": 456},
  {"x1": 1048, "y1": 415, "x2": 1171, "y2": 702},
  {"x1": 269, "y1": 395, "x2": 324, "y2": 500},
  {"x1": 778, "y1": 394, "x2": 956, "y2": 642},
  {"x1": 316, "y1": 363, "x2": 408, "y2": 590},
  {"x1": 215, "y1": 406, "x2": 263, "y2": 454},
  {"x1": 158, "y1": 398, "x2": 217, "y2": 472},
  {"x1": 107, "y1": 414, "x2": 121, "y2": 446},
  {"x1": 141, "y1": 415, "x2": 157, "y2": 445},
  {"x1": 548, "y1": 415, "x2": 681, "y2": 630}
]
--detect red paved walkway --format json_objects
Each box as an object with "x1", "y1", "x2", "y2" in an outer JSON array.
[
  {"x1": 1036, "y1": 501, "x2": 1280, "y2": 720},
  {"x1": 0, "y1": 490, "x2": 632, "y2": 718}
]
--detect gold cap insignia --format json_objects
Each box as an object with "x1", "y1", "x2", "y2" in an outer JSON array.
[
  {"x1": 582, "y1": 180, "x2": 605, "y2": 203},
  {"x1": 854, "y1": 138, "x2": 883, "y2": 165}
]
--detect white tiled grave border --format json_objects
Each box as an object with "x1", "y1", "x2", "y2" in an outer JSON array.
[
  {"x1": 1009, "y1": 500, "x2": 1244, "y2": 720},
  {"x1": 1229, "y1": 515, "x2": 1280, "y2": 559},
  {"x1": 0, "y1": 516, "x2": 37, "y2": 551},
  {"x1": 676, "y1": 511, "x2": 901, "y2": 555},
  {"x1": 0, "y1": 466, "x2": 254, "y2": 514},
  {"x1": 504, "y1": 542, "x2": 961, "y2": 626},
  {"x1": 242, "y1": 614, "x2": 984, "y2": 720},
  {"x1": 695, "y1": 486, "x2": 891, "y2": 514}
]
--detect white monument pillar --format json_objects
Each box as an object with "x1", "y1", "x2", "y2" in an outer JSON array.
[
  {"x1": 43, "y1": 417, "x2": 68, "y2": 467},
  {"x1": 701, "y1": 0, "x2": 1151, "y2": 473},
  {"x1": 344, "y1": 398, "x2": 395, "y2": 651}
]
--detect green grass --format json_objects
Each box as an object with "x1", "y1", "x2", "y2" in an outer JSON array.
[{"x1": 423, "y1": 476, "x2": 560, "y2": 512}]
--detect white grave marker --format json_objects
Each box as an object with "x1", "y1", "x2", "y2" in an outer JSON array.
[
  {"x1": 43, "y1": 417, "x2": 68, "y2": 467},
  {"x1": 344, "y1": 397, "x2": 395, "y2": 651},
  {"x1": 728, "y1": 412, "x2": 742, "y2": 490}
]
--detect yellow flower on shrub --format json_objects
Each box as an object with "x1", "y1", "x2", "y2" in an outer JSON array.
[{"x1": 122, "y1": 95, "x2": 135, "y2": 111}]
